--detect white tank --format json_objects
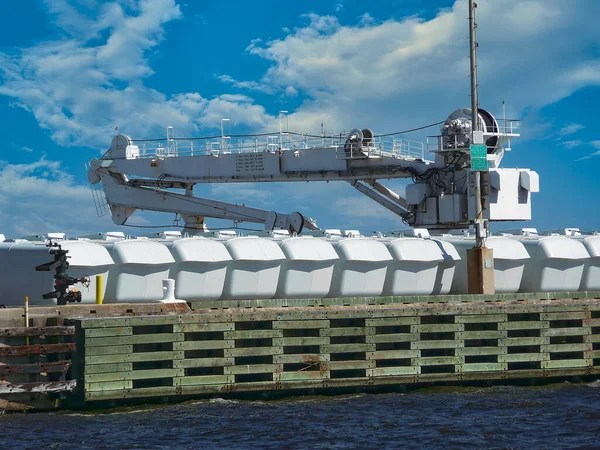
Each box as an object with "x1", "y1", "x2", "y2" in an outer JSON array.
[
  {"x1": 381, "y1": 238, "x2": 444, "y2": 296},
  {"x1": 328, "y1": 238, "x2": 392, "y2": 298},
  {"x1": 445, "y1": 237, "x2": 530, "y2": 294},
  {"x1": 579, "y1": 236, "x2": 600, "y2": 291},
  {"x1": 430, "y1": 239, "x2": 460, "y2": 295},
  {"x1": 168, "y1": 237, "x2": 232, "y2": 301},
  {"x1": 275, "y1": 237, "x2": 339, "y2": 299},
  {"x1": 221, "y1": 237, "x2": 286, "y2": 300},
  {"x1": 104, "y1": 240, "x2": 175, "y2": 302},
  {"x1": 0, "y1": 241, "x2": 113, "y2": 306},
  {"x1": 519, "y1": 236, "x2": 589, "y2": 293}
]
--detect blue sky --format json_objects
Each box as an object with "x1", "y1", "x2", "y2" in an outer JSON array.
[{"x1": 0, "y1": 0, "x2": 599, "y2": 237}]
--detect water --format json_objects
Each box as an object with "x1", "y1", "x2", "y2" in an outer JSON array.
[{"x1": 2, "y1": 383, "x2": 600, "y2": 449}]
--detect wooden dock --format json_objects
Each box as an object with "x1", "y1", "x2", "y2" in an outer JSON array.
[{"x1": 2, "y1": 292, "x2": 600, "y2": 410}]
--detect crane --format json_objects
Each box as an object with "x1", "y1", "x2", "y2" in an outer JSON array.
[{"x1": 86, "y1": 107, "x2": 538, "y2": 235}]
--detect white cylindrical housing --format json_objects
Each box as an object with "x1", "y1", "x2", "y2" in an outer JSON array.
[{"x1": 579, "y1": 236, "x2": 600, "y2": 291}]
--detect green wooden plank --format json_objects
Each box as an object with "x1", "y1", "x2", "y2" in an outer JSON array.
[
  {"x1": 273, "y1": 320, "x2": 329, "y2": 329},
  {"x1": 173, "y1": 358, "x2": 235, "y2": 369},
  {"x1": 499, "y1": 337, "x2": 549, "y2": 346},
  {"x1": 411, "y1": 324, "x2": 463, "y2": 333},
  {"x1": 583, "y1": 318, "x2": 600, "y2": 327},
  {"x1": 223, "y1": 364, "x2": 283, "y2": 375},
  {"x1": 411, "y1": 340, "x2": 464, "y2": 350},
  {"x1": 541, "y1": 312, "x2": 590, "y2": 320},
  {"x1": 85, "y1": 333, "x2": 185, "y2": 347},
  {"x1": 85, "y1": 380, "x2": 133, "y2": 392},
  {"x1": 499, "y1": 353, "x2": 549, "y2": 363},
  {"x1": 541, "y1": 327, "x2": 591, "y2": 337},
  {"x1": 85, "y1": 368, "x2": 185, "y2": 383},
  {"x1": 367, "y1": 367, "x2": 420, "y2": 376},
  {"x1": 365, "y1": 317, "x2": 420, "y2": 327},
  {"x1": 414, "y1": 356, "x2": 464, "y2": 366},
  {"x1": 320, "y1": 327, "x2": 366, "y2": 337},
  {"x1": 274, "y1": 337, "x2": 329, "y2": 346},
  {"x1": 223, "y1": 330, "x2": 282, "y2": 339},
  {"x1": 366, "y1": 333, "x2": 419, "y2": 344},
  {"x1": 174, "y1": 375, "x2": 234, "y2": 386},
  {"x1": 320, "y1": 343, "x2": 373, "y2": 353},
  {"x1": 173, "y1": 323, "x2": 234, "y2": 333},
  {"x1": 224, "y1": 347, "x2": 283, "y2": 357},
  {"x1": 541, "y1": 343, "x2": 592, "y2": 353},
  {"x1": 85, "y1": 350, "x2": 184, "y2": 365},
  {"x1": 457, "y1": 331, "x2": 507, "y2": 339},
  {"x1": 273, "y1": 354, "x2": 330, "y2": 364},
  {"x1": 584, "y1": 335, "x2": 600, "y2": 343},
  {"x1": 457, "y1": 363, "x2": 507, "y2": 372},
  {"x1": 541, "y1": 360, "x2": 591, "y2": 369},
  {"x1": 367, "y1": 350, "x2": 420, "y2": 360},
  {"x1": 173, "y1": 340, "x2": 234, "y2": 351},
  {"x1": 84, "y1": 327, "x2": 133, "y2": 338},
  {"x1": 584, "y1": 350, "x2": 600, "y2": 359},
  {"x1": 327, "y1": 360, "x2": 375, "y2": 370},
  {"x1": 275, "y1": 371, "x2": 329, "y2": 381},
  {"x1": 498, "y1": 321, "x2": 549, "y2": 330},
  {"x1": 85, "y1": 363, "x2": 133, "y2": 374},
  {"x1": 455, "y1": 314, "x2": 507, "y2": 324},
  {"x1": 85, "y1": 344, "x2": 133, "y2": 356},
  {"x1": 456, "y1": 347, "x2": 507, "y2": 356}
]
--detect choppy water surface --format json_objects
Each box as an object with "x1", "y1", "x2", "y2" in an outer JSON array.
[{"x1": 2, "y1": 383, "x2": 600, "y2": 449}]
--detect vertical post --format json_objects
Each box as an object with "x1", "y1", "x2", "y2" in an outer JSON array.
[
  {"x1": 95, "y1": 275, "x2": 103, "y2": 305},
  {"x1": 467, "y1": 0, "x2": 495, "y2": 294},
  {"x1": 24, "y1": 296, "x2": 29, "y2": 344}
]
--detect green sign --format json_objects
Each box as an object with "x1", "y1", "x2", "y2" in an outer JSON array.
[{"x1": 469, "y1": 144, "x2": 488, "y2": 171}]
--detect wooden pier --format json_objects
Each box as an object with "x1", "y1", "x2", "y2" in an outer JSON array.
[{"x1": 1, "y1": 292, "x2": 600, "y2": 411}]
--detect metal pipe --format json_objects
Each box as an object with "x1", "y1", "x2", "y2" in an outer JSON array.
[{"x1": 96, "y1": 275, "x2": 103, "y2": 305}]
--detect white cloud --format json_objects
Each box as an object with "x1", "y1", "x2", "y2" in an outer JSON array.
[
  {"x1": 558, "y1": 123, "x2": 585, "y2": 137},
  {"x1": 561, "y1": 140, "x2": 583, "y2": 150},
  {"x1": 0, "y1": 157, "x2": 113, "y2": 236},
  {"x1": 0, "y1": 0, "x2": 274, "y2": 148},
  {"x1": 217, "y1": 74, "x2": 276, "y2": 94},
  {"x1": 575, "y1": 140, "x2": 600, "y2": 161}
]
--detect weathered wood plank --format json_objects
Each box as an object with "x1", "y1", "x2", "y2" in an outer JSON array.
[
  {"x1": 583, "y1": 318, "x2": 600, "y2": 327},
  {"x1": 174, "y1": 375, "x2": 234, "y2": 386},
  {"x1": 224, "y1": 347, "x2": 283, "y2": 357},
  {"x1": 457, "y1": 331, "x2": 507, "y2": 339},
  {"x1": 456, "y1": 347, "x2": 507, "y2": 356},
  {"x1": 272, "y1": 354, "x2": 330, "y2": 364},
  {"x1": 457, "y1": 363, "x2": 508, "y2": 372},
  {"x1": 0, "y1": 326, "x2": 74, "y2": 337},
  {"x1": 223, "y1": 364, "x2": 283, "y2": 375},
  {"x1": 367, "y1": 367, "x2": 420, "y2": 376},
  {"x1": 498, "y1": 321, "x2": 549, "y2": 331},
  {"x1": 274, "y1": 337, "x2": 329, "y2": 346},
  {"x1": 320, "y1": 327, "x2": 366, "y2": 337},
  {"x1": 411, "y1": 340, "x2": 464, "y2": 350},
  {"x1": 272, "y1": 320, "x2": 329, "y2": 329},
  {"x1": 327, "y1": 360, "x2": 375, "y2": 370},
  {"x1": 498, "y1": 353, "x2": 549, "y2": 363},
  {"x1": 541, "y1": 359, "x2": 591, "y2": 369},
  {"x1": 584, "y1": 350, "x2": 600, "y2": 359},
  {"x1": 85, "y1": 363, "x2": 133, "y2": 374},
  {"x1": 367, "y1": 350, "x2": 420, "y2": 360},
  {"x1": 85, "y1": 380, "x2": 133, "y2": 392},
  {"x1": 173, "y1": 340, "x2": 234, "y2": 351},
  {"x1": 86, "y1": 344, "x2": 133, "y2": 356},
  {"x1": 411, "y1": 324, "x2": 463, "y2": 333},
  {"x1": 541, "y1": 311, "x2": 591, "y2": 320},
  {"x1": 223, "y1": 330, "x2": 282, "y2": 340},
  {"x1": 84, "y1": 327, "x2": 133, "y2": 338},
  {"x1": 173, "y1": 358, "x2": 234, "y2": 369},
  {"x1": 0, "y1": 342, "x2": 75, "y2": 356},
  {"x1": 455, "y1": 314, "x2": 507, "y2": 324},
  {"x1": 499, "y1": 337, "x2": 550, "y2": 346},
  {"x1": 365, "y1": 317, "x2": 420, "y2": 327},
  {"x1": 584, "y1": 335, "x2": 600, "y2": 343},
  {"x1": 541, "y1": 343, "x2": 592, "y2": 353},
  {"x1": 320, "y1": 343, "x2": 373, "y2": 353},
  {"x1": 413, "y1": 356, "x2": 464, "y2": 366},
  {"x1": 85, "y1": 350, "x2": 184, "y2": 365},
  {"x1": 85, "y1": 333, "x2": 185, "y2": 347},
  {"x1": 0, "y1": 360, "x2": 71, "y2": 375},
  {"x1": 0, "y1": 380, "x2": 76, "y2": 394},
  {"x1": 541, "y1": 327, "x2": 591, "y2": 337},
  {"x1": 275, "y1": 371, "x2": 329, "y2": 381},
  {"x1": 173, "y1": 323, "x2": 234, "y2": 333},
  {"x1": 366, "y1": 333, "x2": 419, "y2": 344},
  {"x1": 85, "y1": 368, "x2": 184, "y2": 383}
]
